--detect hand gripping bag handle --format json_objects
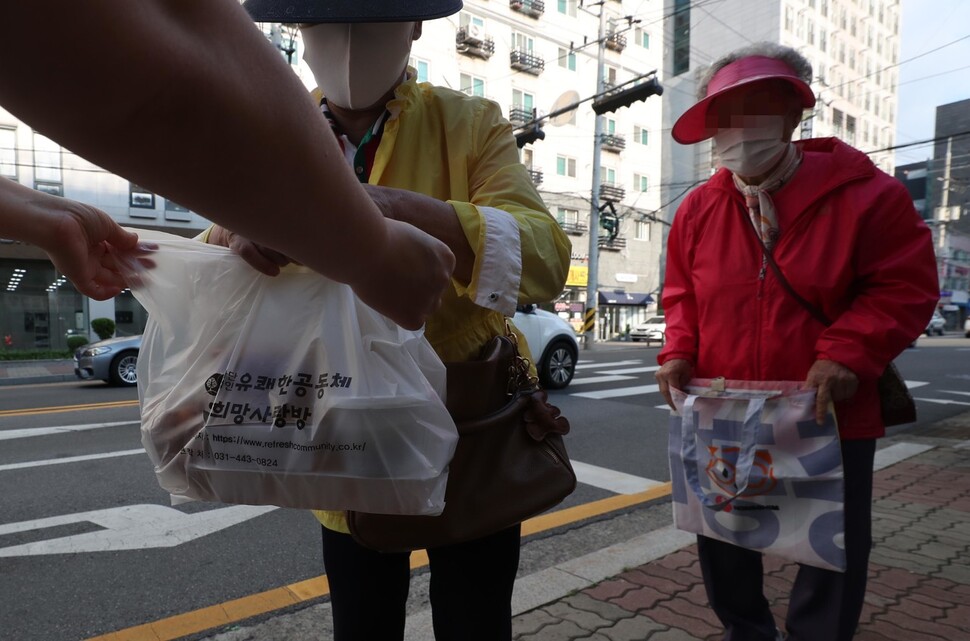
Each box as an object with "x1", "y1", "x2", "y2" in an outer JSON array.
[{"x1": 681, "y1": 393, "x2": 765, "y2": 511}]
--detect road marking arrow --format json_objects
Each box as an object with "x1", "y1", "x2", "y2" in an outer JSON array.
[{"x1": 0, "y1": 504, "x2": 277, "y2": 557}]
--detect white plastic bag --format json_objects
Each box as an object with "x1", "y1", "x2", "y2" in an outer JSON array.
[{"x1": 124, "y1": 230, "x2": 458, "y2": 515}]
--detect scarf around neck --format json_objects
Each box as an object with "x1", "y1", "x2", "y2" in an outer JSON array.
[{"x1": 731, "y1": 143, "x2": 803, "y2": 251}]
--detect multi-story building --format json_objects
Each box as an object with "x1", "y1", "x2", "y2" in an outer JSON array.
[
  {"x1": 913, "y1": 98, "x2": 970, "y2": 325},
  {"x1": 409, "y1": 0, "x2": 668, "y2": 338},
  {"x1": 0, "y1": 108, "x2": 211, "y2": 351}
]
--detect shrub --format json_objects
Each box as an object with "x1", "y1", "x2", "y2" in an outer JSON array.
[
  {"x1": 91, "y1": 318, "x2": 116, "y2": 340},
  {"x1": 67, "y1": 335, "x2": 89, "y2": 351}
]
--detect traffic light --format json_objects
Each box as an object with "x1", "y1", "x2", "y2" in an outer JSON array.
[
  {"x1": 515, "y1": 123, "x2": 545, "y2": 148},
  {"x1": 599, "y1": 202, "x2": 619, "y2": 241},
  {"x1": 592, "y1": 76, "x2": 663, "y2": 115}
]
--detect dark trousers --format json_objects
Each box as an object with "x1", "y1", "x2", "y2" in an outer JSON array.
[
  {"x1": 697, "y1": 438, "x2": 876, "y2": 641},
  {"x1": 321, "y1": 524, "x2": 521, "y2": 641}
]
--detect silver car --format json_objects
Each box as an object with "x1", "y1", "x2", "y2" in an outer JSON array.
[{"x1": 74, "y1": 335, "x2": 142, "y2": 386}]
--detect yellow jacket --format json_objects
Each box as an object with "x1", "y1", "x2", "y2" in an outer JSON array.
[{"x1": 316, "y1": 77, "x2": 571, "y2": 532}]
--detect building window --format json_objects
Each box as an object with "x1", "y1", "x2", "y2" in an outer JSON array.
[
  {"x1": 633, "y1": 173, "x2": 648, "y2": 192},
  {"x1": 556, "y1": 207, "x2": 579, "y2": 225},
  {"x1": 0, "y1": 127, "x2": 16, "y2": 178},
  {"x1": 635, "y1": 220, "x2": 650, "y2": 241},
  {"x1": 633, "y1": 125, "x2": 648, "y2": 145},
  {"x1": 603, "y1": 167, "x2": 616, "y2": 184},
  {"x1": 672, "y1": 0, "x2": 691, "y2": 76},
  {"x1": 459, "y1": 73, "x2": 485, "y2": 97},
  {"x1": 558, "y1": 47, "x2": 576, "y2": 70},
  {"x1": 459, "y1": 12, "x2": 485, "y2": 28},
  {"x1": 512, "y1": 32, "x2": 535, "y2": 53},
  {"x1": 512, "y1": 89, "x2": 535, "y2": 113},
  {"x1": 129, "y1": 183, "x2": 155, "y2": 209},
  {"x1": 32, "y1": 132, "x2": 61, "y2": 184},
  {"x1": 634, "y1": 27, "x2": 649, "y2": 48},
  {"x1": 556, "y1": 155, "x2": 576, "y2": 178},
  {"x1": 34, "y1": 181, "x2": 63, "y2": 196},
  {"x1": 557, "y1": 0, "x2": 577, "y2": 17},
  {"x1": 165, "y1": 199, "x2": 190, "y2": 213},
  {"x1": 409, "y1": 56, "x2": 430, "y2": 82}
]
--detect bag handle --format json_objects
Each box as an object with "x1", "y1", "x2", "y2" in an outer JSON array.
[{"x1": 681, "y1": 393, "x2": 765, "y2": 511}]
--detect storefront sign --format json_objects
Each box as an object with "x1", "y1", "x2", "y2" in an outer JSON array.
[{"x1": 566, "y1": 265, "x2": 588, "y2": 287}]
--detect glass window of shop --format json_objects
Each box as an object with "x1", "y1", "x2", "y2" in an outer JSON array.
[{"x1": 0, "y1": 258, "x2": 148, "y2": 352}]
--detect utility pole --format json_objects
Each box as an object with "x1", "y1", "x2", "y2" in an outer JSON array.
[{"x1": 583, "y1": 2, "x2": 607, "y2": 350}]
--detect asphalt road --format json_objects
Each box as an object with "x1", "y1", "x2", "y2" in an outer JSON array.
[{"x1": 1, "y1": 336, "x2": 968, "y2": 641}]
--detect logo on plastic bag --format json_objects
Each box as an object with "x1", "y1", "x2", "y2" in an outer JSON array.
[{"x1": 205, "y1": 373, "x2": 224, "y2": 396}]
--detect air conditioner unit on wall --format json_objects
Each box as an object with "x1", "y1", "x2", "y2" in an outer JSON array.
[{"x1": 466, "y1": 23, "x2": 485, "y2": 44}]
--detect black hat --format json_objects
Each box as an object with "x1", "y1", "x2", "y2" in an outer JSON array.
[{"x1": 243, "y1": 0, "x2": 463, "y2": 23}]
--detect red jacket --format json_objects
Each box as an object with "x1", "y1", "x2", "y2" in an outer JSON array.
[{"x1": 659, "y1": 138, "x2": 939, "y2": 439}]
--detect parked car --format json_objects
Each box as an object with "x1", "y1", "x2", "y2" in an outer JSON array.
[
  {"x1": 74, "y1": 334, "x2": 142, "y2": 386},
  {"x1": 512, "y1": 305, "x2": 580, "y2": 389},
  {"x1": 630, "y1": 315, "x2": 667, "y2": 345},
  {"x1": 925, "y1": 310, "x2": 946, "y2": 336}
]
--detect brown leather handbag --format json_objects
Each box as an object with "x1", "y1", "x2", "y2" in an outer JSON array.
[{"x1": 347, "y1": 329, "x2": 577, "y2": 552}]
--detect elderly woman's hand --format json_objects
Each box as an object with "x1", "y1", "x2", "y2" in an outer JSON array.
[
  {"x1": 805, "y1": 359, "x2": 858, "y2": 426},
  {"x1": 656, "y1": 358, "x2": 693, "y2": 410}
]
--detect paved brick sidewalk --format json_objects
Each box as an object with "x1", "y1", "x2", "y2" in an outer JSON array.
[{"x1": 511, "y1": 437, "x2": 970, "y2": 641}]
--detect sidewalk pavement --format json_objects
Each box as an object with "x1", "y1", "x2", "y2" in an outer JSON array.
[
  {"x1": 0, "y1": 358, "x2": 76, "y2": 386},
  {"x1": 196, "y1": 419, "x2": 970, "y2": 641}
]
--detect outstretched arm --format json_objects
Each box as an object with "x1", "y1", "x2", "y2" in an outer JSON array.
[
  {"x1": 0, "y1": 176, "x2": 141, "y2": 300},
  {"x1": 0, "y1": 1, "x2": 453, "y2": 328}
]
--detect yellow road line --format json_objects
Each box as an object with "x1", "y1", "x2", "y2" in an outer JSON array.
[
  {"x1": 86, "y1": 485, "x2": 672, "y2": 641},
  {"x1": 0, "y1": 400, "x2": 139, "y2": 417}
]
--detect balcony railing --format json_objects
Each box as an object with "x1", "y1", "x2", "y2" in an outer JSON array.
[
  {"x1": 598, "y1": 235, "x2": 627, "y2": 251},
  {"x1": 510, "y1": 0, "x2": 544, "y2": 18},
  {"x1": 599, "y1": 182, "x2": 626, "y2": 202},
  {"x1": 456, "y1": 27, "x2": 495, "y2": 60},
  {"x1": 508, "y1": 106, "x2": 532, "y2": 127},
  {"x1": 600, "y1": 133, "x2": 626, "y2": 152},
  {"x1": 527, "y1": 169, "x2": 544, "y2": 187},
  {"x1": 558, "y1": 220, "x2": 588, "y2": 235},
  {"x1": 605, "y1": 31, "x2": 627, "y2": 52},
  {"x1": 510, "y1": 49, "x2": 545, "y2": 75}
]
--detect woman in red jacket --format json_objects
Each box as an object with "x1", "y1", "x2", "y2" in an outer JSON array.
[{"x1": 656, "y1": 43, "x2": 938, "y2": 641}]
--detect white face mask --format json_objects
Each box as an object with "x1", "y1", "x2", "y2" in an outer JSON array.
[
  {"x1": 713, "y1": 116, "x2": 790, "y2": 177},
  {"x1": 301, "y1": 22, "x2": 415, "y2": 110}
]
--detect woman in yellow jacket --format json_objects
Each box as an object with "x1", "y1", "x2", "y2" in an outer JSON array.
[{"x1": 206, "y1": 2, "x2": 572, "y2": 639}]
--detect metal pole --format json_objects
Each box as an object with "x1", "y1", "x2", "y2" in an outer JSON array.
[{"x1": 583, "y1": 2, "x2": 607, "y2": 350}]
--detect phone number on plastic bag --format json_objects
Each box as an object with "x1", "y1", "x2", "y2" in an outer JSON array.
[{"x1": 180, "y1": 447, "x2": 279, "y2": 468}]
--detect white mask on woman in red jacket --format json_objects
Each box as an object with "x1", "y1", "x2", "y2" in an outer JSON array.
[
  {"x1": 712, "y1": 115, "x2": 790, "y2": 178},
  {"x1": 302, "y1": 21, "x2": 417, "y2": 110}
]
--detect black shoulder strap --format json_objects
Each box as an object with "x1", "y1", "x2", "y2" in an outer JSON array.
[{"x1": 743, "y1": 206, "x2": 833, "y2": 327}]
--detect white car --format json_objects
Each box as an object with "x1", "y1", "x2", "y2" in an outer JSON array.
[
  {"x1": 630, "y1": 315, "x2": 667, "y2": 345},
  {"x1": 512, "y1": 305, "x2": 580, "y2": 389},
  {"x1": 925, "y1": 310, "x2": 945, "y2": 336}
]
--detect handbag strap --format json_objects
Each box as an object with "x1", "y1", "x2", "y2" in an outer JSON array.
[
  {"x1": 504, "y1": 319, "x2": 539, "y2": 395},
  {"x1": 743, "y1": 210, "x2": 833, "y2": 327}
]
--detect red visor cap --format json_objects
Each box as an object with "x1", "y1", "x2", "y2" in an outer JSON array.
[{"x1": 671, "y1": 55, "x2": 816, "y2": 145}]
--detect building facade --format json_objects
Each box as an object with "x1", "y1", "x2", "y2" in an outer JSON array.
[{"x1": 0, "y1": 108, "x2": 211, "y2": 351}]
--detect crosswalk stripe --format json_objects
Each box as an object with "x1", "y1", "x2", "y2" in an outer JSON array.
[
  {"x1": 0, "y1": 421, "x2": 138, "y2": 441},
  {"x1": 575, "y1": 360, "x2": 642, "y2": 370},
  {"x1": 570, "y1": 460, "x2": 665, "y2": 494},
  {"x1": 570, "y1": 375, "x2": 637, "y2": 386},
  {"x1": 598, "y1": 366, "x2": 660, "y2": 375},
  {"x1": 0, "y1": 448, "x2": 145, "y2": 472},
  {"x1": 572, "y1": 384, "x2": 660, "y2": 399},
  {"x1": 905, "y1": 381, "x2": 929, "y2": 389}
]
